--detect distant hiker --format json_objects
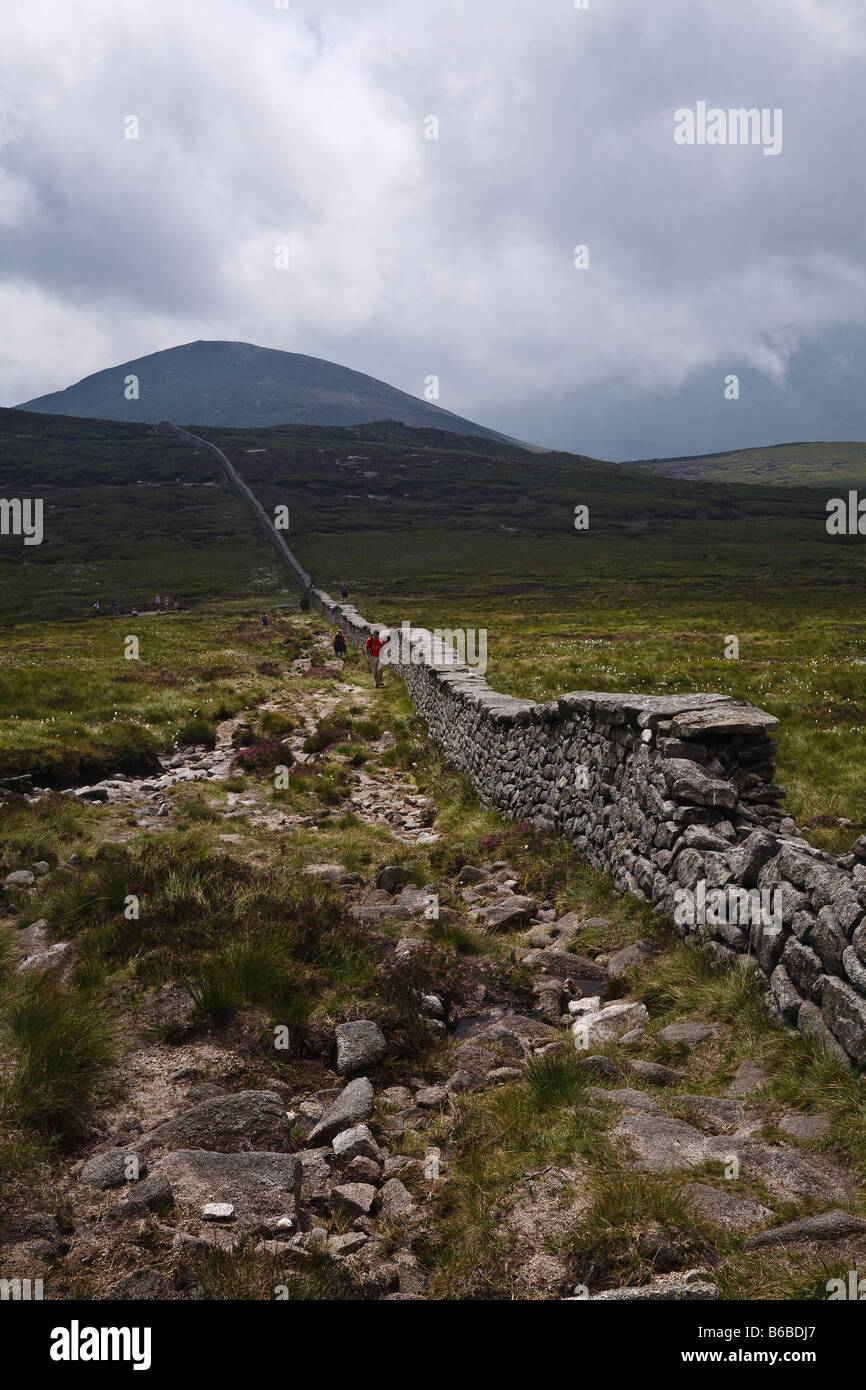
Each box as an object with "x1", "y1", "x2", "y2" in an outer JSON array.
[
  {"x1": 340, "y1": 581, "x2": 349, "y2": 601},
  {"x1": 261, "y1": 613, "x2": 269, "y2": 627},
  {"x1": 92, "y1": 600, "x2": 100, "y2": 615},
  {"x1": 333, "y1": 630, "x2": 348, "y2": 658},
  {"x1": 173, "y1": 594, "x2": 181, "y2": 611},
  {"x1": 365, "y1": 630, "x2": 386, "y2": 688},
  {"x1": 110, "y1": 598, "x2": 118, "y2": 616},
  {"x1": 130, "y1": 606, "x2": 138, "y2": 617},
  {"x1": 155, "y1": 594, "x2": 160, "y2": 608}
]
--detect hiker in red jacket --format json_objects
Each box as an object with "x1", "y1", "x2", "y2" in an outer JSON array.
[{"x1": 365, "y1": 630, "x2": 386, "y2": 688}]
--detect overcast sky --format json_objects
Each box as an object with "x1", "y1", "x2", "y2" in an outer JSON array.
[{"x1": 1, "y1": 0, "x2": 865, "y2": 459}]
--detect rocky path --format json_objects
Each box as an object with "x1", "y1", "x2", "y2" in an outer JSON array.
[
  {"x1": 3, "y1": 657, "x2": 864, "y2": 1302},
  {"x1": 13, "y1": 650, "x2": 435, "y2": 847},
  {"x1": 7, "y1": 839, "x2": 863, "y2": 1300}
]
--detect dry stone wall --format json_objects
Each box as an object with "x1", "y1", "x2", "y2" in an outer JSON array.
[
  {"x1": 314, "y1": 587, "x2": 866, "y2": 1068},
  {"x1": 168, "y1": 427, "x2": 866, "y2": 1068}
]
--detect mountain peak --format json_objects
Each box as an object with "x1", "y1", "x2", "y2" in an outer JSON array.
[{"x1": 17, "y1": 340, "x2": 510, "y2": 442}]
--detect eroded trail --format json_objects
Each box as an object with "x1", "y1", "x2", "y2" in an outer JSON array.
[
  {"x1": 47, "y1": 633, "x2": 437, "y2": 845},
  {"x1": 3, "y1": 632, "x2": 865, "y2": 1304}
]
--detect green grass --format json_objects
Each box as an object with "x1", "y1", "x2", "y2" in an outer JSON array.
[
  {"x1": 0, "y1": 604, "x2": 309, "y2": 786},
  {"x1": 424, "y1": 1070, "x2": 609, "y2": 1298},
  {"x1": 0, "y1": 971, "x2": 116, "y2": 1136},
  {"x1": 523, "y1": 1050, "x2": 589, "y2": 1109},
  {"x1": 0, "y1": 794, "x2": 94, "y2": 867}
]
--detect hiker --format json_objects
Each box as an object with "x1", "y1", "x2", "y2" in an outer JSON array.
[
  {"x1": 155, "y1": 594, "x2": 160, "y2": 608},
  {"x1": 110, "y1": 597, "x2": 119, "y2": 616},
  {"x1": 333, "y1": 630, "x2": 348, "y2": 658},
  {"x1": 92, "y1": 600, "x2": 100, "y2": 615},
  {"x1": 340, "y1": 580, "x2": 349, "y2": 601},
  {"x1": 130, "y1": 605, "x2": 139, "y2": 617},
  {"x1": 365, "y1": 629, "x2": 386, "y2": 688},
  {"x1": 261, "y1": 613, "x2": 269, "y2": 628}
]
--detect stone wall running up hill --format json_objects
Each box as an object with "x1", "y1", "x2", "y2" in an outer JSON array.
[
  {"x1": 314, "y1": 589, "x2": 866, "y2": 1068},
  {"x1": 167, "y1": 426, "x2": 866, "y2": 1069}
]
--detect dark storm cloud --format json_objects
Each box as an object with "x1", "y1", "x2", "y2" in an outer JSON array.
[{"x1": 1, "y1": 0, "x2": 864, "y2": 456}]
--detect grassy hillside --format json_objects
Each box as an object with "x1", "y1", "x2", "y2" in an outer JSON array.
[
  {"x1": 16, "y1": 339, "x2": 513, "y2": 443},
  {"x1": 0, "y1": 410, "x2": 293, "y2": 622},
  {"x1": 625, "y1": 441, "x2": 866, "y2": 488},
  {"x1": 4, "y1": 407, "x2": 866, "y2": 847}
]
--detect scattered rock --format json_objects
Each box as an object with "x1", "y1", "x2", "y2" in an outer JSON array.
[
  {"x1": 573, "y1": 1001, "x2": 649, "y2": 1048},
  {"x1": 80, "y1": 1148, "x2": 145, "y2": 1190},
  {"x1": 139, "y1": 1091, "x2": 292, "y2": 1155},
  {"x1": 377, "y1": 866, "x2": 408, "y2": 893},
  {"x1": 16, "y1": 941, "x2": 75, "y2": 980},
  {"x1": 335, "y1": 1020, "x2": 387, "y2": 1076},
  {"x1": 415, "y1": 1085, "x2": 448, "y2": 1110},
  {"x1": 658, "y1": 1021, "x2": 718, "y2": 1047},
  {"x1": 483, "y1": 896, "x2": 538, "y2": 931},
  {"x1": 744, "y1": 1209, "x2": 866, "y2": 1251},
  {"x1": 14, "y1": 919, "x2": 50, "y2": 953},
  {"x1": 308, "y1": 1077, "x2": 375, "y2": 1146},
  {"x1": 329, "y1": 1183, "x2": 377, "y2": 1219},
  {"x1": 733, "y1": 1143, "x2": 856, "y2": 1202},
  {"x1": 202, "y1": 1202, "x2": 235, "y2": 1221},
  {"x1": 683, "y1": 1183, "x2": 772, "y2": 1231},
  {"x1": 778, "y1": 1111, "x2": 831, "y2": 1140},
  {"x1": 303, "y1": 863, "x2": 345, "y2": 882},
  {"x1": 345, "y1": 1156, "x2": 382, "y2": 1183},
  {"x1": 456, "y1": 865, "x2": 487, "y2": 885},
  {"x1": 331, "y1": 1124, "x2": 381, "y2": 1166},
  {"x1": 150, "y1": 1150, "x2": 303, "y2": 1219},
  {"x1": 587, "y1": 1086, "x2": 660, "y2": 1113},
  {"x1": 726, "y1": 1060, "x2": 768, "y2": 1096},
  {"x1": 676, "y1": 1095, "x2": 754, "y2": 1135},
  {"x1": 587, "y1": 1274, "x2": 719, "y2": 1301},
  {"x1": 630, "y1": 1060, "x2": 684, "y2": 1087},
  {"x1": 607, "y1": 940, "x2": 654, "y2": 978},
  {"x1": 185, "y1": 1084, "x2": 226, "y2": 1103},
  {"x1": 582, "y1": 1056, "x2": 625, "y2": 1081},
  {"x1": 379, "y1": 1086, "x2": 414, "y2": 1111},
  {"x1": 105, "y1": 1267, "x2": 175, "y2": 1300},
  {"x1": 115, "y1": 1175, "x2": 174, "y2": 1215},
  {"x1": 614, "y1": 1113, "x2": 730, "y2": 1172},
  {"x1": 5, "y1": 869, "x2": 35, "y2": 888},
  {"x1": 377, "y1": 1178, "x2": 416, "y2": 1216},
  {"x1": 331, "y1": 1232, "x2": 369, "y2": 1256}
]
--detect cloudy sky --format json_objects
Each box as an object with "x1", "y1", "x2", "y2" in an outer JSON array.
[{"x1": 1, "y1": 0, "x2": 865, "y2": 459}]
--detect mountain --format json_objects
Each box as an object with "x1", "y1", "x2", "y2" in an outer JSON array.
[
  {"x1": 16, "y1": 339, "x2": 521, "y2": 445},
  {"x1": 622, "y1": 441, "x2": 866, "y2": 488}
]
